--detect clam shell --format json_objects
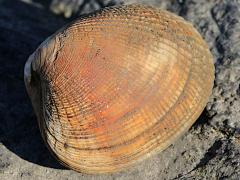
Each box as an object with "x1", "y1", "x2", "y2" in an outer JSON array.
[{"x1": 24, "y1": 4, "x2": 215, "y2": 173}]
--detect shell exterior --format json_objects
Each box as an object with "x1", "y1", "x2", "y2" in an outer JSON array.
[{"x1": 24, "y1": 4, "x2": 214, "y2": 174}]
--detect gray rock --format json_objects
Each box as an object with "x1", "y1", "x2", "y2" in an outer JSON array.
[
  {"x1": 204, "y1": 0, "x2": 240, "y2": 135},
  {"x1": 178, "y1": 139, "x2": 240, "y2": 180},
  {"x1": 0, "y1": 0, "x2": 239, "y2": 179},
  {"x1": 50, "y1": 0, "x2": 123, "y2": 17}
]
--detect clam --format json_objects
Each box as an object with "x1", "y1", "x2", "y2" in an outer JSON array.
[{"x1": 24, "y1": 4, "x2": 214, "y2": 173}]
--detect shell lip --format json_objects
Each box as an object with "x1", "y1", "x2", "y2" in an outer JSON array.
[
  {"x1": 24, "y1": 34, "x2": 59, "y2": 89},
  {"x1": 24, "y1": 52, "x2": 35, "y2": 94},
  {"x1": 24, "y1": 53, "x2": 33, "y2": 80}
]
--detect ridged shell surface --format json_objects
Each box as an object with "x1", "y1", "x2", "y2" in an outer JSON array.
[{"x1": 24, "y1": 4, "x2": 214, "y2": 174}]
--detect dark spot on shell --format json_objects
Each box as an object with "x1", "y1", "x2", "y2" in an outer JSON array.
[{"x1": 64, "y1": 143, "x2": 68, "y2": 149}]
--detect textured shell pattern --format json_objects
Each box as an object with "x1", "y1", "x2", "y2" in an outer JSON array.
[{"x1": 24, "y1": 4, "x2": 215, "y2": 174}]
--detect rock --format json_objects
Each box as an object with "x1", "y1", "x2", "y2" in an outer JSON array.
[
  {"x1": 179, "y1": 139, "x2": 240, "y2": 179},
  {"x1": 204, "y1": 0, "x2": 240, "y2": 135},
  {"x1": 50, "y1": 0, "x2": 122, "y2": 17},
  {"x1": 0, "y1": 0, "x2": 240, "y2": 179}
]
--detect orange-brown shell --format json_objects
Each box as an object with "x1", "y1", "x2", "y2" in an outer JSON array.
[{"x1": 24, "y1": 4, "x2": 214, "y2": 174}]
